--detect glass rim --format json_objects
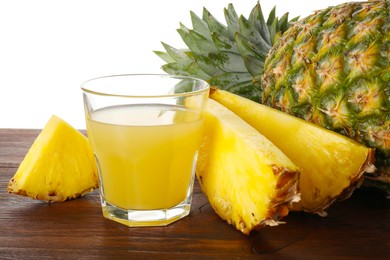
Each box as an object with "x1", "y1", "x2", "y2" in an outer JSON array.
[{"x1": 81, "y1": 73, "x2": 210, "y2": 98}]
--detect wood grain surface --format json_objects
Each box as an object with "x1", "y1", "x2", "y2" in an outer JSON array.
[{"x1": 0, "y1": 129, "x2": 389, "y2": 259}]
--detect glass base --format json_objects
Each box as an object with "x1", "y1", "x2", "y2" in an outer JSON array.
[{"x1": 100, "y1": 197, "x2": 192, "y2": 227}]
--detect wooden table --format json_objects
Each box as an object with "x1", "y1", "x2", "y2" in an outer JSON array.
[{"x1": 0, "y1": 129, "x2": 389, "y2": 259}]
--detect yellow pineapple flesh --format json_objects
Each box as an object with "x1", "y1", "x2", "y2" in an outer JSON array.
[
  {"x1": 210, "y1": 88, "x2": 376, "y2": 215},
  {"x1": 7, "y1": 115, "x2": 98, "y2": 202},
  {"x1": 196, "y1": 99, "x2": 300, "y2": 234}
]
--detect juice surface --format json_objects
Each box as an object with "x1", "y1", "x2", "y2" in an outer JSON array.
[{"x1": 87, "y1": 104, "x2": 204, "y2": 210}]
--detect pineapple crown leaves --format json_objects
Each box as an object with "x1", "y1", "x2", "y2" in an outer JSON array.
[{"x1": 154, "y1": 1, "x2": 299, "y2": 101}]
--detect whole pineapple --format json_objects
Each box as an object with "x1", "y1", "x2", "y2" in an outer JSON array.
[{"x1": 155, "y1": 0, "x2": 390, "y2": 194}]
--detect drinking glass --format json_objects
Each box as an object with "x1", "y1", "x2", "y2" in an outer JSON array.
[{"x1": 81, "y1": 74, "x2": 209, "y2": 226}]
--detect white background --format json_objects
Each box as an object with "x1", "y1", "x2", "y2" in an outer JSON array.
[{"x1": 0, "y1": 0, "x2": 356, "y2": 129}]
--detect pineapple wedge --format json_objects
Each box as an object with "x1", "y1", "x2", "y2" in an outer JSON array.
[
  {"x1": 7, "y1": 115, "x2": 98, "y2": 202},
  {"x1": 210, "y1": 88, "x2": 376, "y2": 215},
  {"x1": 197, "y1": 99, "x2": 300, "y2": 235}
]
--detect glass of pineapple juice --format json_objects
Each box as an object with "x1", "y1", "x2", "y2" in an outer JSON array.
[{"x1": 81, "y1": 74, "x2": 209, "y2": 227}]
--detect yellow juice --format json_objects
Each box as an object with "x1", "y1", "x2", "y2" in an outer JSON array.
[{"x1": 86, "y1": 104, "x2": 204, "y2": 210}]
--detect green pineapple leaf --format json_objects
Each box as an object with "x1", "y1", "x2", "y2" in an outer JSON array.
[
  {"x1": 238, "y1": 15, "x2": 271, "y2": 54},
  {"x1": 249, "y1": 1, "x2": 272, "y2": 46},
  {"x1": 224, "y1": 4, "x2": 240, "y2": 39},
  {"x1": 203, "y1": 8, "x2": 229, "y2": 38},
  {"x1": 210, "y1": 31, "x2": 237, "y2": 52},
  {"x1": 190, "y1": 11, "x2": 209, "y2": 37}
]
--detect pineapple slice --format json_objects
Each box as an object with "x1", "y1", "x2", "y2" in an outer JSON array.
[
  {"x1": 196, "y1": 99, "x2": 300, "y2": 235},
  {"x1": 7, "y1": 115, "x2": 98, "y2": 202},
  {"x1": 210, "y1": 88, "x2": 376, "y2": 215}
]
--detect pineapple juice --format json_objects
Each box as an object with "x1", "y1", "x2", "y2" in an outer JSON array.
[{"x1": 87, "y1": 104, "x2": 204, "y2": 210}]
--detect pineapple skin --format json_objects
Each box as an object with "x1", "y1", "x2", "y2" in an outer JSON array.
[
  {"x1": 156, "y1": 0, "x2": 390, "y2": 194},
  {"x1": 210, "y1": 88, "x2": 376, "y2": 215},
  {"x1": 197, "y1": 99, "x2": 300, "y2": 234},
  {"x1": 7, "y1": 115, "x2": 98, "y2": 202}
]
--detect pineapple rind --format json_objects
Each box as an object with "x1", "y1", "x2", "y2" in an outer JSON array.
[
  {"x1": 197, "y1": 99, "x2": 300, "y2": 234},
  {"x1": 210, "y1": 88, "x2": 376, "y2": 215},
  {"x1": 7, "y1": 115, "x2": 98, "y2": 202}
]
